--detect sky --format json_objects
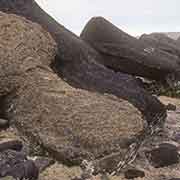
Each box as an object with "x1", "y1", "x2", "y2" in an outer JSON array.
[{"x1": 36, "y1": 0, "x2": 180, "y2": 36}]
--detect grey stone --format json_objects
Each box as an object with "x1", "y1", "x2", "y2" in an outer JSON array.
[
  {"x1": 0, "y1": 140, "x2": 23, "y2": 152},
  {"x1": 124, "y1": 169, "x2": 145, "y2": 179},
  {"x1": 145, "y1": 143, "x2": 179, "y2": 168},
  {"x1": 81, "y1": 17, "x2": 180, "y2": 84},
  {"x1": 0, "y1": 0, "x2": 166, "y2": 124},
  {"x1": 0, "y1": 119, "x2": 9, "y2": 129}
]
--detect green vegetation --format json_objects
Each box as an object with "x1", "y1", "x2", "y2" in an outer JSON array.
[
  {"x1": 144, "y1": 81, "x2": 180, "y2": 98},
  {"x1": 158, "y1": 87, "x2": 180, "y2": 98}
]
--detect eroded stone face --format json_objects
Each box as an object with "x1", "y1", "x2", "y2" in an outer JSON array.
[
  {"x1": 0, "y1": 12, "x2": 57, "y2": 96},
  {"x1": 0, "y1": 12, "x2": 144, "y2": 165},
  {"x1": 9, "y1": 68, "x2": 144, "y2": 164}
]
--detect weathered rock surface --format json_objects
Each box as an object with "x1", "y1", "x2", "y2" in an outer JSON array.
[
  {"x1": 34, "y1": 157, "x2": 55, "y2": 172},
  {"x1": 0, "y1": 119, "x2": 9, "y2": 129},
  {"x1": 0, "y1": 140, "x2": 23, "y2": 152},
  {"x1": 124, "y1": 169, "x2": 145, "y2": 179},
  {"x1": 0, "y1": 128, "x2": 52, "y2": 180},
  {"x1": 37, "y1": 96, "x2": 179, "y2": 180},
  {"x1": 39, "y1": 163, "x2": 82, "y2": 180},
  {"x1": 0, "y1": 151, "x2": 39, "y2": 180},
  {"x1": 2, "y1": 80, "x2": 171, "y2": 180},
  {"x1": 139, "y1": 34, "x2": 180, "y2": 87},
  {"x1": 176, "y1": 36, "x2": 180, "y2": 46},
  {"x1": 0, "y1": 0, "x2": 167, "y2": 124},
  {"x1": 11, "y1": 69, "x2": 145, "y2": 164},
  {"x1": 0, "y1": 12, "x2": 145, "y2": 167},
  {"x1": 81, "y1": 17, "x2": 180, "y2": 83},
  {"x1": 166, "y1": 103, "x2": 177, "y2": 111},
  {"x1": 160, "y1": 32, "x2": 180, "y2": 40},
  {"x1": 145, "y1": 143, "x2": 179, "y2": 168},
  {"x1": 140, "y1": 33, "x2": 180, "y2": 57},
  {"x1": 128, "y1": 96, "x2": 180, "y2": 179},
  {"x1": 1, "y1": 1, "x2": 179, "y2": 179}
]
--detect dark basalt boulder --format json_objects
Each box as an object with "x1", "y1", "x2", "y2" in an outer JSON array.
[
  {"x1": 0, "y1": 119, "x2": 9, "y2": 129},
  {"x1": 145, "y1": 143, "x2": 179, "y2": 168},
  {"x1": 140, "y1": 33, "x2": 180, "y2": 58},
  {"x1": 34, "y1": 157, "x2": 55, "y2": 172},
  {"x1": 0, "y1": 150, "x2": 38, "y2": 180},
  {"x1": 0, "y1": 140, "x2": 54, "y2": 180},
  {"x1": 124, "y1": 169, "x2": 145, "y2": 179},
  {"x1": 80, "y1": 17, "x2": 180, "y2": 83},
  {"x1": 0, "y1": 140, "x2": 23, "y2": 152},
  {"x1": 176, "y1": 36, "x2": 180, "y2": 46},
  {"x1": 0, "y1": 150, "x2": 26, "y2": 177},
  {"x1": 2, "y1": 160, "x2": 39, "y2": 180},
  {"x1": 0, "y1": 0, "x2": 166, "y2": 125},
  {"x1": 173, "y1": 133, "x2": 180, "y2": 143},
  {"x1": 140, "y1": 34, "x2": 180, "y2": 86},
  {"x1": 166, "y1": 103, "x2": 176, "y2": 111}
]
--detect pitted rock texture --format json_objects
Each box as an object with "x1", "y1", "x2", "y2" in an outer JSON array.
[
  {"x1": 139, "y1": 33, "x2": 180, "y2": 58},
  {"x1": 0, "y1": 12, "x2": 144, "y2": 166},
  {"x1": 0, "y1": 0, "x2": 167, "y2": 125},
  {"x1": 39, "y1": 96, "x2": 180, "y2": 180},
  {"x1": 0, "y1": 119, "x2": 9, "y2": 129},
  {"x1": 81, "y1": 17, "x2": 180, "y2": 82},
  {"x1": 145, "y1": 143, "x2": 179, "y2": 168},
  {"x1": 124, "y1": 169, "x2": 145, "y2": 179}
]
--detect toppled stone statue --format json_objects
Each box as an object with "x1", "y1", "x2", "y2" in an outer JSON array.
[
  {"x1": 81, "y1": 17, "x2": 180, "y2": 86},
  {"x1": 0, "y1": 12, "x2": 146, "y2": 168},
  {"x1": 0, "y1": 0, "x2": 166, "y2": 124},
  {"x1": 0, "y1": 0, "x2": 167, "y2": 176}
]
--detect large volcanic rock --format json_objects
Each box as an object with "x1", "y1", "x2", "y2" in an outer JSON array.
[
  {"x1": 39, "y1": 96, "x2": 180, "y2": 180},
  {"x1": 140, "y1": 33, "x2": 180, "y2": 58},
  {"x1": 0, "y1": 12, "x2": 145, "y2": 166},
  {"x1": 176, "y1": 36, "x2": 180, "y2": 46},
  {"x1": 0, "y1": 0, "x2": 166, "y2": 124},
  {"x1": 162, "y1": 32, "x2": 180, "y2": 40},
  {"x1": 80, "y1": 17, "x2": 180, "y2": 83}
]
